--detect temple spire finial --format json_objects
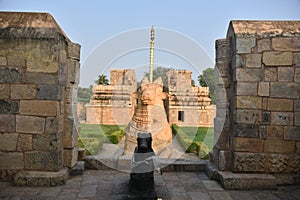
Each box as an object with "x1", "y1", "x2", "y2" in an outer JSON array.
[{"x1": 149, "y1": 25, "x2": 155, "y2": 83}]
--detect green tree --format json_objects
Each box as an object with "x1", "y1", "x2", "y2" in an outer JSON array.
[
  {"x1": 95, "y1": 74, "x2": 109, "y2": 85},
  {"x1": 198, "y1": 68, "x2": 216, "y2": 104},
  {"x1": 143, "y1": 66, "x2": 173, "y2": 86},
  {"x1": 77, "y1": 85, "x2": 93, "y2": 103}
]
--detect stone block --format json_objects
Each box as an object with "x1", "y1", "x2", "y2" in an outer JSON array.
[
  {"x1": 45, "y1": 117, "x2": 60, "y2": 133},
  {"x1": 67, "y1": 60, "x2": 80, "y2": 84},
  {"x1": 271, "y1": 112, "x2": 293, "y2": 125},
  {"x1": 245, "y1": 54, "x2": 262, "y2": 68},
  {"x1": 295, "y1": 100, "x2": 300, "y2": 111},
  {"x1": 69, "y1": 161, "x2": 85, "y2": 176},
  {"x1": 294, "y1": 53, "x2": 300, "y2": 66},
  {"x1": 267, "y1": 98, "x2": 293, "y2": 111},
  {"x1": 236, "y1": 36, "x2": 256, "y2": 54},
  {"x1": 0, "y1": 100, "x2": 19, "y2": 114},
  {"x1": 235, "y1": 68, "x2": 263, "y2": 82},
  {"x1": 214, "y1": 116, "x2": 230, "y2": 132},
  {"x1": 25, "y1": 151, "x2": 62, "y2": 171},
  {"x1": 236, "y1": 82, "x2": 257, "y2": 96},
  {"x1": 0, "y1": 152, "x2": 24, "y2": 169},
  {"x1": 262, "y1": 98, "x2": 268, "y2": 110},
  {"x1": 256, "y1": 38, "x2": 271, "y2": 53},
  {"x1": 7, "y1": 55, "x2": 25, "y2": 67},
  {"x1": 264, "y1": 67, "x2": 277, "y2": 81},
  {"x1": 32, "y1": 133, "x2": 62, "y2": 151},
  {"x1": 270, "y1": 82, "x2": 299, "y2": 99},
  {"x1": 296, "y1": 112, "x2": 300, "y2": 126},
  {"x1": 218, "y1": 150, "x2": 231, "y2": 171},
  {"x1": 268, "y1": 154, "x2": 296, "y2": 173},
  {"x1": 295, "y1": 68, "x2": 300, "y2": 82},
  {"x1": 0, "y1": 56, "x2": 7, "y2": 66},
  {"x1": 0, "y1": 84, "x2": 9, "y2": 99},
  {"x1": 272, "y1": 37, "x2": 300, "y2": 51},
  {"x1": 263, "y1": 52, "x2": 293, "y2": 66},
  {"x1": 296, "y1": 142, "x2": 300, "y2": 153},
  {"x1": 13, "y1": 168, "x2": 68, "y2": 186},
  {"x1": 63, "y1": 147, "x2": 78, "y2": 168},
  {"x1": 258, "y1": 82, "x2": 269, "y2": 96},
  {"x1": 284, "y1": 126, "x2": 300, "y2": 141},
  {"x1": 233, "y1": 137, "x2": 263, "y2": 152},
  {"x1": 27, "y1": 57, "x2": 58, "y2": 73},
  {"x1": 11, "y1": 84, "x2": 36, "y2": 99},
  {"x1": 0, "y1": 67, "x2": 21, "y2": 83},
  {"x1": 278, "y1": 67, "x2": 294, "y2": 82},
  {"x1": 236, "y1": 96, "x2": 262, "y2": 109},
  {"x1": 233, "y1": 152, "x2": 266, "y2": 172},
  {"x1": 264, "y1": 140, "x2": 295, "y2": 153},
  {"x1": 215, "y1": 39, "x2": 230, "y2": 61},
  {"x1": 233, "y1": 54, "x2": 245, "y2": 68},
  {"x1": 259, "y1": 125, "x2": 267, "y2": 139},
  {"x1": 236, "y1": 109, "x2": 261, "y2": 124},
  {"x1": 16, "y1": 115, "x2": 45, "y2": 134},
  {"x1": 63, "y1": 117, "x2": 78, "y2": 148},
  {"x1": 24, "y1": 72, "x2": 59, "y2": 85},
  {"x1": 266, "y1": 126, "x2": 284, "y2": 139},
  {"x1": 0, "y1": 114, "x2": 15, "y2": 132},
  {"x1": 17, "y1": 134, "x2": 32, "y2": 151},
  {"x1": 214, "y1": 131, "x2": 229, "y2": 150},
  {"x1": 0, "y1": 133, "x2": 18, "y2": 151},
  {"x1": 218, "y1": 171, "x2": 276, "y2": 190},
  {"x1": 78, "y1": 148, "x2": 86, "y2": 161},
  {"x1": 20, "y1": 100, "x2": 58, "y2": 116},
  {"x1": 67, "y1": 42, "x2": 81, "y2": 60},
  {"x1": 233, "y1": 123, "x2": 259, "y2": 138},
  {"x1": 37, "y1": 85, "x2": 62, "y2": 100}
]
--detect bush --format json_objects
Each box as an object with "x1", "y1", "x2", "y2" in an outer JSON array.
[{"x1": 106, "y1": 129, "x2": 125, "y2": 144}]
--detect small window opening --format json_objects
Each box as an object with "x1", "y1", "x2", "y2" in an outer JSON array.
[{"x1": 178, "y1": 111, "x2": 184, "y2": 122}]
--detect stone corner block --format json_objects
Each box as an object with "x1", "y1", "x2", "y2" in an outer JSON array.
[
  {"x1": 236, "y1": 36, "x2": 256, "y2": 54},
  {"x1": 67, "y1": 42, "x2": 81, "y2": 60}
]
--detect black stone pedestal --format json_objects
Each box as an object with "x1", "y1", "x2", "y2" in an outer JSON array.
[{"x1": 128, "y1": 133, "x2": 159, "y2": 200}]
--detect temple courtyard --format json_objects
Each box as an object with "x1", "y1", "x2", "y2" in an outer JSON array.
[{"x1": 0, "y1": 170, "x2": 299, "y2": 200}]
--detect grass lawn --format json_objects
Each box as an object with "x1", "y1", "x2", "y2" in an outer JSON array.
[
  {"x1": 172, "y1": 125, "x2": 214, "y2": 159},
  {"x1": 78, "y1": 123, "x2": 126, "y2": 155},
  {"x1": 178, "y1": 127, "x2": 214, "y2": 148}
]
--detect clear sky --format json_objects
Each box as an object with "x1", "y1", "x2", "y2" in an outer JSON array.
[{"x1": 1, "y1": 0, "x2": 300, "y2": 87}]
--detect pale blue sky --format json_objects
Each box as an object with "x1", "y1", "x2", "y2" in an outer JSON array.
[{"x1": 1, "y1": 0, "x2": 300, "y2": 87}]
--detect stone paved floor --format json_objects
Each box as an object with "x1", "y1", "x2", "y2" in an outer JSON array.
[{"x1": 0, "y1": 170, "x2": 300, "y2": 200}]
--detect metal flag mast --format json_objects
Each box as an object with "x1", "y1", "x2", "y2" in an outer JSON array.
[{"x1": 149, "y1": 25, "x2": 155, "y2": 83}]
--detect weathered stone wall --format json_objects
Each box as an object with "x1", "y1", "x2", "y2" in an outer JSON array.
[
  {"x1": 0, "y1": 12, "x2": 80, "y2": 181},
  {"x1": 213, "y1": 21, "x2": 300, "y2": 175}
]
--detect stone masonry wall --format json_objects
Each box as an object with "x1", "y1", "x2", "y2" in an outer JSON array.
[
  {"x1": 0, "y1": 12, "x2": 80, "y2": 181},
  {"x1": 213, "y1": 20, "x2": 300, "y2": 174}
]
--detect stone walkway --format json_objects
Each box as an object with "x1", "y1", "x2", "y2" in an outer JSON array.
[{"x1": 1, "y1": 169, "x2": 300, "y2": 200}]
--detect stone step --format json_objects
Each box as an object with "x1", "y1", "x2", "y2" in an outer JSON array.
[
  {"x1": 218, "y1": 171, "x2": 277, "y2": 190},
  {"x1": 85, "y1": 156, "x2": 207, "y2": 173},
  {"x1": 13, "y1": 168, "x2": 68, "y2": 187},
  {"x1": 69, "y1": 161, "x2": 85, "y2": 176}
]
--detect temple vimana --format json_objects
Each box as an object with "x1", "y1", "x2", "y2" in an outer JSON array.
[{"x1": 84, "y1": 69, "x2": 216, "y2": 127}]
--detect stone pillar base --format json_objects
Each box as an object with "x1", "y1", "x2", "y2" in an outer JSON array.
[{"x1": 13, "y1": 168, "x2": 68, "y2": 187}]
